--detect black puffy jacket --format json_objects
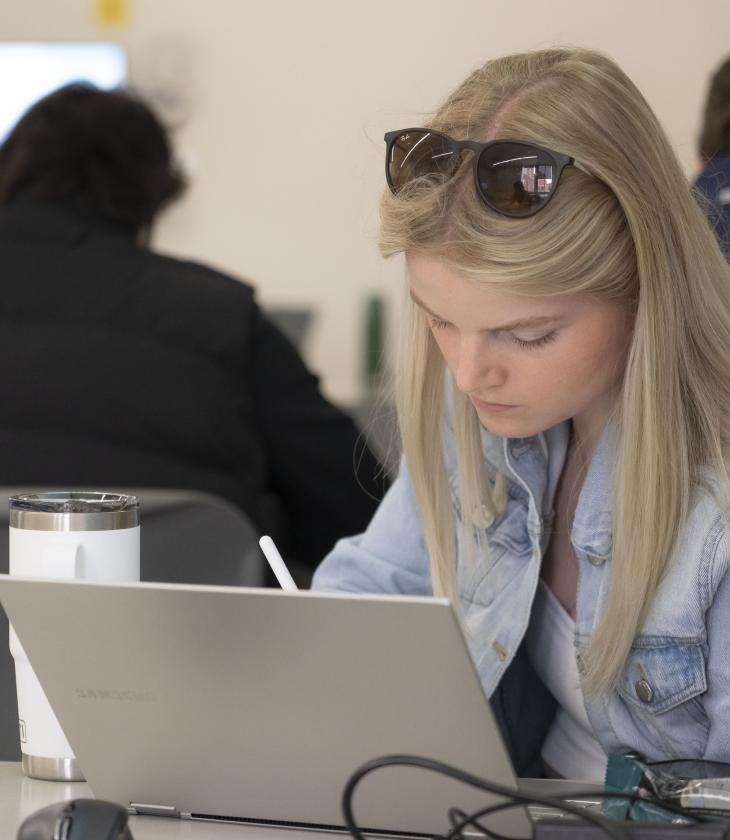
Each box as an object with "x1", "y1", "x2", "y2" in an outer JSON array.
[{"x1": 0, "y1": 198, "x2": 386, "y2": 571}]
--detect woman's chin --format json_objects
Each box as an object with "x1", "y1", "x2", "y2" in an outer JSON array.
[{"x1": 475, "y1": 408, "x2": 546, "y2": 439}]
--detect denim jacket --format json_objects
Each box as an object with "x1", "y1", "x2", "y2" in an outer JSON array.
[{"x1": 312, "y1": 418, "x2": 730, "y2": 766}]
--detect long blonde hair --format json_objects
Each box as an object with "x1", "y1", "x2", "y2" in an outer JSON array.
[{"x1": 380, "y1": 48, "x2": 730, "y2": 694}]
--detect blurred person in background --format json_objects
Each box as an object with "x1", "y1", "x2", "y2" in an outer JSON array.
[
  {"x1": 696, "y1": 54, "x2": 730, "y2": 259},
  {"x1": 0, "y1": 83, "x2": 386, "y2": 582}
]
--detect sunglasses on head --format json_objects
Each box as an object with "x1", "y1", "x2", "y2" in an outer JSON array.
[{"x1": 384, "y1": 128, "x2": 575, "y2": 219}]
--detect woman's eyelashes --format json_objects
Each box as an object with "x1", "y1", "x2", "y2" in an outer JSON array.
[
  {"x1": 510, "y1": 331, "x2": 558, "y2": 350},
  {"x1": 428, "y1": 318, "x2": 558, "y2": 350}
]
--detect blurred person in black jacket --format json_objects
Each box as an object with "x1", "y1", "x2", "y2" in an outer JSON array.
[
  {"x1": 696, "y1": 55, "x2": 730, "y2": 259},
  {"x1": 0, "y1": 83, "x2": 387, "y2": 581}
]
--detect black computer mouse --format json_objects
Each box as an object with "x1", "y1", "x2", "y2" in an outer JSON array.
[{"x1": 17, "y1": 798, "x2": 133, "y2": 840}]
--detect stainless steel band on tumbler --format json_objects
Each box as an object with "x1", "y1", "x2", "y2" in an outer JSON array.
[
  {"x1": 22, "y1": 754, "x2": 85, "y2": 782},
  {"x1": 9, "y1": 508, "x2": 138, "y2": 531},
  {"x1": 9, "y1": 492, "x2": 139, "y2": 531}
]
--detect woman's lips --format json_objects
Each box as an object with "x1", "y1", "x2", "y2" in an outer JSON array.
[{"x1": 470, "y1": 396, "x2": 518, "y2": 413}]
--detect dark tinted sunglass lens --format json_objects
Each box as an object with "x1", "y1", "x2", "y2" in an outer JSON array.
[
  {"x1": 387, "y1": 131, "x2": 458, "y2": 192},
  {"x1": 477, "y1": 142, "x2": 558, "y2": 217}
]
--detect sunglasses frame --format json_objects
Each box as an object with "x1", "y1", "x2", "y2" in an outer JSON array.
[{"x1": 384, "y1": 128, "x2": 575, "y2": 219}]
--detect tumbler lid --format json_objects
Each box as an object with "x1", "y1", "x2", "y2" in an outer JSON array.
[{"x1": 9, "y1": 491, "x2": 139, "y2": 531}]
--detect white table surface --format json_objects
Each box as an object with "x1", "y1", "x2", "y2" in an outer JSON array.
[{"x1": 1, "y1": 761, "x2": 333, "y2": 839}]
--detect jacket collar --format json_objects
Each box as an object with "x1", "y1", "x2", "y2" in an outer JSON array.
[
  {"x1": 570, "y1": 420, "x2": 615, "y2": 559},
  {"x1": 0, "y1": 196, "x2": 137, "y2": 247},
  {"x1": 502, "y1": 418, "x2": 615, "y2": 559}
]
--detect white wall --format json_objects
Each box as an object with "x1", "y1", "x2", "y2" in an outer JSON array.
[{"x1": 1, "y1": 0, "x2": 729, "y2": 401}]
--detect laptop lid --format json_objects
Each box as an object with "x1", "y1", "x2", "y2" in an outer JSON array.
[{"x1": 0, "y1": 576, "x2": 530, "y2": 837}]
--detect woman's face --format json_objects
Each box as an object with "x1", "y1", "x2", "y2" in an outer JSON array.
[{"x1": 407, "y1": 254, "x2": 634, "y2": 442}]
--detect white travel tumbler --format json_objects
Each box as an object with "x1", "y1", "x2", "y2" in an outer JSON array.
[{"x1": 8, "y1": 491, "x2": 140, "y2": 781}]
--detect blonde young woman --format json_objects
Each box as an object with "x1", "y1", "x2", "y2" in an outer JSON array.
[{"x1": 312, "y1": 48, "x2": 730, "y2": 781}]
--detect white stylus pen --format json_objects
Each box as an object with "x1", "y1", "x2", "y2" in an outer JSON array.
[{"x1": 258, "y1": 535, "x2": 299, "y2": 591}]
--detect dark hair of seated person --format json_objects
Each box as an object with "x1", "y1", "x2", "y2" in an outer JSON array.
[
  {"x1": 0, "y1": 83, "x2": 186, "y2": 232},
  {"x1": 699, "y1": 54, "x2": 730, "y2": 161}
]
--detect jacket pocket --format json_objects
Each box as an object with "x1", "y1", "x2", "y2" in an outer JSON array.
[{"x1": 616, "y1": 639, "x2": 709, "y2": 758}]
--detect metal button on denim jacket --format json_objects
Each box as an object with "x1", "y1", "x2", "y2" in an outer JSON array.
[{"x1": 312, "y1": 418, "x2": 730, "y2": 763}]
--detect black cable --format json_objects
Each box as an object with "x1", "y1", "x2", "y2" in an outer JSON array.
[
  {"x1": 341, "y1": 754, "x2": 631, "y2": 840},
  {"x1": 446, "y1": 786, "x2": 730, "y2": 840},
  {"x1": 533, "y1": 788, "x2": 730, "y2": 829},
  {"x1": 343, "y1": 754, "x2": 730, "y2": 840},
  {"x1": 443, "y1": 790, "x2": 714, "y2": 840},
  {"x1": 447, "y1": 795, "x2": 621, "y2": 840},
  {"x1": 448, "y1": 807, "x2": 499, "y2": 840}
]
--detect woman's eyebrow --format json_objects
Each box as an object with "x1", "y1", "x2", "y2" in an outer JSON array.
[{"x1": 408, "y1": 290, "x2": 562, "y2": 332}]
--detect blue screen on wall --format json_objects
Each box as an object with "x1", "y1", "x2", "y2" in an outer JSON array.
[{"x1": 0, "y1": 42, "x2": 127, "y2": 143}]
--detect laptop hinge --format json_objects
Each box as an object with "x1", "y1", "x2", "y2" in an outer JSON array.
[{"x1": 129, "y1": 803, "x2": 180, "y2": 818}]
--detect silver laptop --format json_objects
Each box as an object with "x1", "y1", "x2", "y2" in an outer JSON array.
[{"x1": 0, "y1": 576, "x2": 539, "y2": 837}]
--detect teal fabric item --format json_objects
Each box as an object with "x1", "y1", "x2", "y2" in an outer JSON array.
[{"x1": 603, "y1": 754, "x2": 683, "y2": 823}]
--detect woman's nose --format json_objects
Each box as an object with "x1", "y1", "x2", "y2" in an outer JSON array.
[{"x1": 454, "y1": 337, "x2": 506, "y2": 393}]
